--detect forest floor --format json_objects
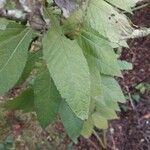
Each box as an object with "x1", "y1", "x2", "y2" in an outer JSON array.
[{"x1": 0, "y1": 3, "x2": 150, "y2": 150}]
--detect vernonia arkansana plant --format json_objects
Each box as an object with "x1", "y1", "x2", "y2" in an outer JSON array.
[{"x1": 0, "y1": 0, "x2": 144, "y2": 141}]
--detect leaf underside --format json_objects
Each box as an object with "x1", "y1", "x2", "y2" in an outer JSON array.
[{"x1": 42, "y1": 18, "x2": 91, "y2": 120}]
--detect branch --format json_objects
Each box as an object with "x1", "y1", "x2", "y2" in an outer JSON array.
[
  {"x1": 0, "y1": 0, "x2": 48, "y2": 31},
  {"x1": 121, "y1": 28, "x2": 150, "y2": 40},
  {"x1": 0, "y1": 9, "x2": 27, "y2": 21},
  {"x1": 0, "y1": 0, "x2": 6, "y2": 9},
  {"x1": 0, "y1": 0, "x2": 27, "y2": 21},
  {"x1": 54, "y1": 0, "x2": 76, "y2": 18}
]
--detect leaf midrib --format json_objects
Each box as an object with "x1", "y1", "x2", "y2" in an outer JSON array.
[{"x1": 0, "y1": 29, "x2": 30, "y2": 73}]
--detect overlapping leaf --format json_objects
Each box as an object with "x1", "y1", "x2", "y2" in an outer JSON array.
[
  {"x1": 86, "y1": 0, "x2": 133, "y2": 44},
  {"x1": 100, "y1": 75, "x2": 126, "y2": 103},
  {"x1": 92, "y1": 112, "x2": 108, "y2": 129},
  {"x1": 78, "y1": 30, "x2": 122, "y2": 76},
  {"x1": 81, "y1": 117, "x2": 94, "y2": 138},
  {"x1": 33, "y1": 64, "x2": 61, "y2": 127},
  {"x1": 17, "y1": 51, "x2": 42, "y2": 85},
  {"x1": 86, "y1": 56, "x2": 102, "y2": 97},
  {"x1": 59, "y1": 100, "x2": 83, "y2": 142},
  {"x1": 5, "y1": 87, "x2": 34, "y2": 112},
  {"x1": 96, "y1": 101, "x2": 118, "y2": 120},
  {"x1": 42, "y1": 17, "x2": 90, "y2": 120},
  {"x1": 0, "y1": 23, "x2": 32, "y2": 95}
]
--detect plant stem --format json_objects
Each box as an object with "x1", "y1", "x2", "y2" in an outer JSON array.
[
  {"x1": 103, "y1": 130, "x2": 107, "y2": 147},
  {"x1": 93, "y1": 130, "x2": 107, "y2": 149},
  {"x1": 124, "y1": 85, "x2": 136, "y2": 110},
  {"x1": 132, "y1": 3, "x2": 149, "y2": 12},
  {"x1": 87, "y1": 138, "x2": 100, "y2": 150}
]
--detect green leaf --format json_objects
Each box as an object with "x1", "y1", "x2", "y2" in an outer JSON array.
[
  {"x1": 0, "y1": 27, "x2": 33, "y2": 95},
  {"x1": 43, "y1": 19, "x2": 90, "y2": 120},
  {"x1": 106, "y1": 0, "x2": 136, "y2": 12},
  {"x1": 33, "y1": 64, "x2": 61, "y2": 128},
  {"x1": 86, "y1": 56, "x2": 102, "y2": 97},
  {"x1": 104, "y1": 99, "x2": 121, "y2": 112},
  {"x1": 59, "y1": 100, "x2": 83, "y2": 142},
  {"x1": 62, "y1": 7, "x2": 86, "y2": 39},
  {"x1": 97, "y1": 75, "x2": 126, "y2": 109},
  {"x1": 101, "y1": 75, "x2": 126, "y2": 103},
  {"x1": 132, "y1": 94, "x2": 140, "y2": 102},
  {"x1": 17, "y1": 51, "x2": 42, "y2": 85},
  {"x1": 96, "y1": 101, "x2": 118, "y2": 120},
  {"x1": 0, "y1": 144, "x2": 4, "y2": 150},
  {"x1": 0, "y1": 22, "x2": 25, "y2": 42},
  {"x1": 78, "y1": 30, "x2": 122, "y2": 76},
  {"x1": 118, "y1": 60, "x2": 133, "y2": 70},
  {"x1": 81, "y1": 117, "x2": 94, "y2": 138},
  {"x1": 98, "y1": 75, "x2": 122, "y2": 111},
  {"x1": 92, "y1": 112, "x2": 108, "y2": 129},
  {"x1": 86, "y1": 0, "x2": 133, "y2": 44},
  {"x1": 4, "y1": 87, "x2": 34, "y2": 112},
  {"x1": 0, "y1": 18, "x2": 9, "y2": 31},
  {"x1": 47, "y1": 0, "x2": 53, "y2": 4},
  {"x1": 120, "y1": 105, "x2": 129, "y2": 112}
]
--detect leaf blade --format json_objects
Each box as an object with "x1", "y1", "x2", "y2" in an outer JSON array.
[
  {"x1": 4, "y1": 87, "x2": 34, "y2": 112},
  {"x1": 43, "y1": 24, "x2": 90, "y2": 120},
  {"x1": 0, "y1": 28, "x2": 32, "y2": 95},
  {"x1": 33, "y1": 64, "x2": 61, "y2": 128},
  {"x1": 59, "y1": 99, "x2": 83, "y2": 142}
]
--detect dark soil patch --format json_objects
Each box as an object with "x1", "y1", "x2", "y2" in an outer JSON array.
[
  {"x1": 107, "y1": 92, "x2": 150, "y2": 150},
  {"x1": 120, "y1": 35, "x2": 150, "y2": 88},
  {"x1": 132, "y1": 3, "x2": 150, "y2": 28}
]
